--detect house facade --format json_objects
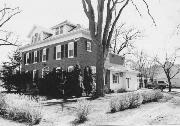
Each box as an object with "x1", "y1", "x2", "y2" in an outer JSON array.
[{"x1": 19, "y1": 20, "x2": 139, "y2": 91}]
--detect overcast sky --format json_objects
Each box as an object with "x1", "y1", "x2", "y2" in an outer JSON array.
[{"x1": 0, "y1": 0, "x2": 180, "y2": 64}]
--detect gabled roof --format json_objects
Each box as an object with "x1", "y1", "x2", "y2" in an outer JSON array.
[
  {"x1": 51, "y1": 20, "x2": 77, "y2": 29},
  {"x1": 27, "y1": 25, "x2": 54, "y2": 38}
]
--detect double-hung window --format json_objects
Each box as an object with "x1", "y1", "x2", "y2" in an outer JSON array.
[
  {"x1": 33, "y1": 70, "x2": 36, "y2": 81},
  {"x1": 26, "y1": 52, "x2": 29, "y2": 65},
  {"x1": 34, "y1": 33, "x2": 38, "y2": 43},
  {"x1": 113, "y1": 74, "x2": 119, "y2": 84},
  {"x1": 86, "y1": 41, "x2": 91, "y2": 52},
  {"x1": 60, "y1": 26, "x2": 63, "y2": 34},
  {"x1": 34, "y1": 51, "x2": 37, "y2": 63},
  {"x1": 68, "y1": 42, "x2": 74, "y2": 58},
  {"x1": 42, "y1": 48, "x2": 46, "y2": 62},
  {"x1": 42, "y1": 67, "x2": 49, "y2": 78},
  {"x1": 56, "y1": 45, "x2": 61, "y2": 60},
  {"x1": 68, "y1": 66, "x2": 74, "y2": 72},
  {"x1": 55, "y1": 27, "x2": 59, "y2": 35},
  {"x1": 91, "y1": 66, "x2": 96, "y2": 74}
]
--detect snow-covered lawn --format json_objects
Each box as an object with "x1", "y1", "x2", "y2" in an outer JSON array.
[
  {"x1": 39, "y1": 92, "x2": 180, "y2": 126},
  {"x1": 0, "y1": 118, "x2": 25, "y2": 126},
  {"x1": 1, "y1": 87, "x2": 180, "y2": 126}
]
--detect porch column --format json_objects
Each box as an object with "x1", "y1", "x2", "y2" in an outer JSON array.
[{"x1": 105, "y1": 69, "x2": 110, "y2": 89}]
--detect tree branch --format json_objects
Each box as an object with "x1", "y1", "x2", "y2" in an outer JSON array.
[
  {"x1": 131, "y1": 0, "x2": 142, "y2": 17},
  {"x1": 142, "y1": 0, "x2": 156, "y2": 26},
  {"x1": 82, "y1": 0, "x2": 96, "y2": 40},
  {"x1": 107, "y1": 0, "x2": 130, "y2": 49}
]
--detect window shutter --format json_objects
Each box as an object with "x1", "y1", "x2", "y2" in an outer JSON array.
[
  {"x1": 85, "y1": 40, "x2": 87, "y2": 50},
  {"x1": 53, "y1": 68, "x2": 56, "y2": 73},
  {"x1": 24, "y1": 53, "x2": 26, "y2": 64},
  {"x1": 65, "y1": 44, "x2": 68, "y2": 58},
  {"x1": 30, "y1": 71, "x2": 33, "y2": 81},
  {"x1": 74, "y1": 42, "x2": 77, "y2": 57},
  {"x1": 40, "y1": 49, "x2": 43, "y2": 62},
  {"x1": 46, "y1": 48, "x2": 49, "y2": 61},
  {"x1": 32, "y1": 52, "x2": 34, "y2": 63},
  {"x1": 29, "y1": 52, "x2": 32, "y2": 64},
  {"x1": 36, "y1": 70, "x2": 39, "y2": 79},
  {"x1": 54, "y1": 46, "x2": 56, "y2": 60},
  {"x1": 61, "y1": 45, "x2": 64, "y2": 59},
  {"x1": 37, "y1": 51, "x2": 39, "y2": 62}
]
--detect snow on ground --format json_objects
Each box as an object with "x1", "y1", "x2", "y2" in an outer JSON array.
[
  {"x1": 1, "y1": 87, "x2": 180, "y2": 126},
  {"x1": 39, "y1": 91, "x2": 180, "y2": 126},
  {"x1": 0, "y1": 118, "x2": 26, "y2": 126}
]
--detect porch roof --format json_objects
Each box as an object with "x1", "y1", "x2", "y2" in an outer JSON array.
[
  {"x1": 107, "y1": 65, "x2": 127, "y2": 72},
  {"x1": 106, "y1": 65, "x2": 139, "y2": 74}
]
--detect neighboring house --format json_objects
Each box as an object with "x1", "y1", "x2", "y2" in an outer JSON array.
[
  {"x1": 19, "y1": 20, "x2": 139, "y2": 91},
  {"x1": 155, "y1": 65, "x2": 180, "y2": 88}
]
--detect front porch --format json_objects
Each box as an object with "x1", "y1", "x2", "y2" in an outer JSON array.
[{"x1": 105, "y1": 65, "x2": 139, "y2": 92}]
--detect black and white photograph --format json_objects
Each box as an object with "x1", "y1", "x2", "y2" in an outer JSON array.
[{"x1": 0, "y1": 0, "x2": 180, "y2": 125}]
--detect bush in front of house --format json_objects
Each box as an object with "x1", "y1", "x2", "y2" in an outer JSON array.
[
  {"x1": 140, "y1": 89, "x2": 163, "y2": 103},
  {"x1": 129, "y1": 92, "x2": 143, "y2": 108},
  {"x1": 0, "y1": 70, "x2": 33, "y2": 93},
  {"x1": 74, "y1": 99, "x2": 90, "y2": 124},
  {"x1": 64, "y1": 65, "x2": 82, "y2": 98},
  {"x1": 117, "y1": 88, "x2": 126, "y2": 93},
  {"x1": 83, "y1": 66, "x2": 93, "y2": 96},
  {"x1": 37, "y1": 68, "x2": 65, "y2": 98},
  {"x1": 109, "y1": 89, "x2": 163, "y2": 113},
  {"x1": 0, "y1": 93, "x2": 42, "y2": 125},
  {"x1": 109, "y1": 92, "x2": 143, "y2": 112}
]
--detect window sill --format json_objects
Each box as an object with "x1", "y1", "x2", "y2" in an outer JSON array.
[
  {"x1": 42, "y1": 61, "x2": 46, "y2": 62},
  {"x1": 56, "y1": 58, "x2": 62, "y2": 60},
  {"x1": 25, "y1": 64, "x2": 29, "y2": 65},
  {"x1": 68, "y1": 56, "x2": 74, "y2": 58},
  {"x1": 87, "y1": 50, "x2": 92, "y2": 52},
  {"x1": 33, "y1": 62, "x2": 37, "y2": 64}
]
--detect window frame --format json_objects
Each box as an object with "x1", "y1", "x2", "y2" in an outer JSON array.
[
  {"x1": 25, "y1": 52, "x2": 29, "y2": 65},
  {"x1": 68, "y1": 66, "x2": 74, "y2": 72},
  {"x1": 91, "y1": 66, "x2": 96, "y2": 74},
  {"x1": 59, "y1": 26, "x2": 63, "y2": 34},
  {"x1": 42, "y1": 48, "x2": 46, "y2": 62},
  {"x1": 42, "y1": 66, "x2": 49, "y2": 78},
  {"x1": 113, "y1": 74, "x2": 119, "y2": 84},
  {"x1": 34, "y1": 51, "x2": 37, "y2": 63},
  {"x1": 56, "y1": 45, "x2": 61, "y2": 60},
  {"x1": 68, "y1": 42, "x2": 74, "y2": 58},
  {"x1": 55, "y1": 27, "x2": 59, "y2": 35},
  {"x1": 86, "y1": 41, "x2": 92, "y2": 52},
  {"x1": 34, "y1": 33, "x2": 38, "y2": 43},
  {"x1": 33, "y1": 69, "x2": 36, "y2": 81}
]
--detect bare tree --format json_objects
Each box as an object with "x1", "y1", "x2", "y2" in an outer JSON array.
[
  {"x1": 111, "y1": 24, "x2": 141, "y2": 55},
  {"x1": 155, "y1": 53, "x2": 180, "y2": 92},
  {"x1": 0, "y1": 4, "x2": 21, "y2": 46},
  {"x1": 82, "y1": 0, "x2": 156, "y2": 96},
  {"x1": 133, "y1": 50, "x2": 149, "y2": 87},
  {"x1": 147, "y1": 61, "x2": 159, "y2": 82}
]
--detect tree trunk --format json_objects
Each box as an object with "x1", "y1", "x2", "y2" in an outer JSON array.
[
  {"x1": 96, "y1": 45, "x2": 105, "y2": 96},
  {"x1": 167, "y1": 77, "x2": 172, "y2": 92}
]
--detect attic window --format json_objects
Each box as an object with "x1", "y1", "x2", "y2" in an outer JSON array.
[
  {"x1": 55, "y1": 26, "x2": 64, "y2": 35},
  {"x1": 34, "y1": 33, "x2": 38, "y2": 42},
  {"x1": 55, "y1": 27, "x2": 59, "y2": 35},
  {"x1": 60, "y1": 26, "x2": 63, "y2": 34}
]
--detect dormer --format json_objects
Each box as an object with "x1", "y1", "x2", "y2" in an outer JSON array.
[
  {"x1": 28, "y1": 25, "x2": 53, "y2": 44},
  {"x1": 51, "y1": 20, "x2": 77, "y2": 36}
]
